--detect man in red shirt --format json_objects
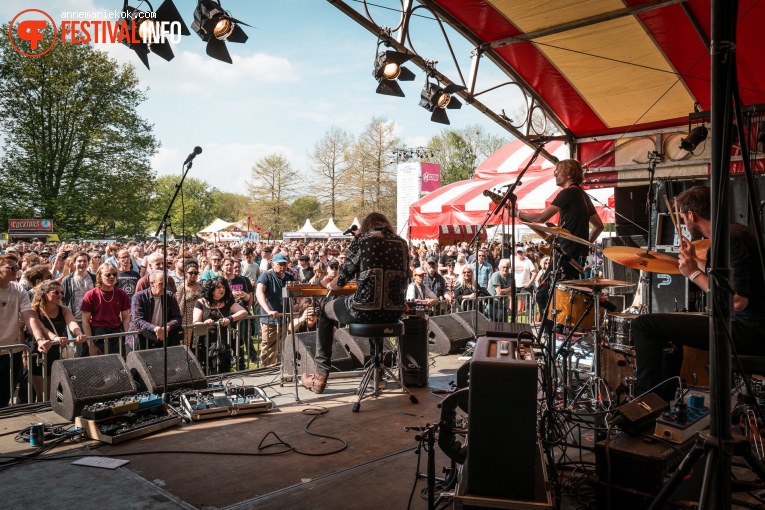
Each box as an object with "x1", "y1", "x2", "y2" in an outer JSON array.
[{"x1": 81, "y1": 263, "x2": 131, "y2": 356}]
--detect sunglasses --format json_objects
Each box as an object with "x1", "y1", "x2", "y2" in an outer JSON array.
[
  {"x1": 2, "y1": 266, "x2": 19, "y2": 271},
  {"x1": 49, "y1": 290, "x2": 63, "y2": 295},
  {"x1": 104, "y1": 273, "x2": 118, "y2": 277},
  {"x1": 186, "y1": 271, "x2": 199, "y2": 275}
]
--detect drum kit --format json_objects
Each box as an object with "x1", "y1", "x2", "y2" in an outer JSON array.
[{"x1": 523, "y1": 221, "x2": 687, "y2": 407}]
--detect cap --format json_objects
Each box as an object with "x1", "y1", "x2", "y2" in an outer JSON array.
[
  {"x1": 298, "y1": 255, "x2": 310, "y2": 261},
  {"x1": 414, "y1": 267, "x2": 425, "y2": 275},
  {"x1": 328, "y1": 260, "x2": 339, "y2": 268},
  {"x1": 426, "y1": 256, "x2": 438, "y2": 264},
  {"x1": 516, "y1": 248, "x2": 524, "y2": 253},
  {"x1": 272, "y1": 253, "x2": 288, "y2": 263}
]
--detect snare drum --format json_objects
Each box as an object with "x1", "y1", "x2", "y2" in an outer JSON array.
[
  {"x1": 547, "y1": 285, "x2": 603, "y2": 330},
  {"x1": 606, "y1": 312, "x2": 640, "y2": 347}
]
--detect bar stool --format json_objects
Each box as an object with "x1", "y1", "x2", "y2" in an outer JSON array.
[{"x1": 349, "y1": 322, "x2": 418, "y2": 412}]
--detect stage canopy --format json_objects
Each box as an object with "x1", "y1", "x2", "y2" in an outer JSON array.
[{"x1": 409, "y1": 141, "x2": 615, "y2": 241}]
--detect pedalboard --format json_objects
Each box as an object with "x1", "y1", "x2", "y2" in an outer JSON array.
[
  {"x1": 181, "y1": 385, "x2": 274, "y2": 421},
  {"x1": 80, "y1": 393, "x2": 163, "y2": 421},
  {"x1": 75, "y1": 401, "x2": 181, "y2": 444}
]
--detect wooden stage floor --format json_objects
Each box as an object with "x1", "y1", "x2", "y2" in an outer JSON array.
[{"x1": 0, "y1": 354, "x2": 463, "y2": 510}]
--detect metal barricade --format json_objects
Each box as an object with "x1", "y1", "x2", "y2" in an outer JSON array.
[
  {"x1": 1, "y1": 344, "x2": 35, "y2": 406},
  {"x1": 86, "y1": 330, "x2": 139, "y2": 357}
]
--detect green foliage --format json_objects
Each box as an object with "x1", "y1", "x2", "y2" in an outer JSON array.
[
  {"x1": 209, "y1": 189, "x2": 253, "y2": 223},
  {"x1": 149, "y1": 176, "x2": 215, "y2": 238},
  {"x1": 428, "y1": 125, "x2": 508, "y2": 186},
  {"x1": 286, "y1": 196, "x2": 322, "y2": 230},
  {"x1": 0, "y1": 23, "x2": 159, "y2": 238},
  {"x1": 247, "y1": 153, "x2": 300, "y2": 238}
]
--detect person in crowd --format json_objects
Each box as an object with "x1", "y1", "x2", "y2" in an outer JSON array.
[
  {"x1": 61, "y1": 252, "x2": 96, "y2": 351},
  {"x1": 474, "y1": 249, "x2": 494, "y2": 289},
  {"x1": 0, "y1": 254, "x2": 46, "y2": 407},
  {"x1": 240, "y1": 248, "x2": 261, "y2": 285},
  {"x1": 453, "y1": 267, "x2": 487, "y2": 310},
  {"x1": 407, "y1": 266, "x2": 438, "y2": 306},
  {"x1": 200, "y1": 250, "x2": 224, "y2": 281},
  {"x1": 221, "y1": 257, "x2": 253, "y2": 312},
  {"x1": 255, "y1": 253, "x2": 295, "y2": 367},
  {"x1": 488, "y1": 259, "x2": 513, "y2": 321},
  {"x1": 534, "y1": 257, "x2": 552, "y2": 323},
  {"x1": 514, "y1": 248, "x2": 538, "y2": 315},
  {"x1": 443, "y1": 260, "x2": 459, "y2": 296},
  {"x1": 453, "y1": 253, "x2": 467, "y2": 276},
  {"x1": 287, "y1": 298, "x2": 318, "y2": 334},
  {"x1": 423, "y1": 256, "x2": 452, "y2": 307},
  {"x1": 516, "y1": 159, "x2": 603, "y2": 280},
  {"x1": 81, "y1": 263, "x2": 131, "y2": 356},
  {"x1": 30, "y1": 280, "x2": 87, "y2": 399},
  {"x1": 193, "y1": 277, "x2": 248, "y2": 363},
  {"x1": 301, "y1": 212, "x2": 409, "y2": 394},
  {"x1": 297, "y1": 255, "x2": 314, "y2": 283},
  {"x1": 22, "y1": 265, "x2": 53, "y2": 296},
  {"x1": 309, "y1": 262, "x2": 327, "y2": 285},
  {"x1": 171, "y1": 255, "x2": 188, "y2": 289},
  {"x1": 115, "y1": 248, "x2": 141, "y2": 301},
  {"x1": 175, "y1": 260, "x2": 202, "y2": 347},
  {"x1": 259, "y1": 246, "x2": 274, "y2": 273},
  {"x1": 135, "y1": 252, "x2": 177, "y2": 294},
  {"x1": 130, "y1": 270, "x2": 184, "y2": 350},
  {"x1": 633, "y1": 186, "x2": 765, "y2": 401},
  {"x1": 438, "y1": 245, "x2": 458, "y2": 273},
  {"x1": 88, "y1": 250, "x2": 102, "y2": 274}
]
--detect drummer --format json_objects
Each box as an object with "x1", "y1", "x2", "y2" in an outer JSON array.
[
  {"x1": 632, "y1": 185, "x2": 765, "y2": 401},
  {"x1": 515, "y1": 159, "x2": 603, "y2": 280}
]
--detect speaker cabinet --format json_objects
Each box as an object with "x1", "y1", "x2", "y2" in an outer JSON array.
[
  {"x1": 428, "y1": 311, "x2": 488, "y2": 354},
  {"x1": 334, "y1": 328, "x2": 394, "y2": 368},
  {"x1": 466, "y1": 336, "x2": 538, "y2": 500},
  {"x1": 282, "y1": 331, "x2": 355, "y2": 375},
  {"x1": 126, "y1": 346, "x2": 206, "y2": 394},
  {"x1": 400, "y1": 317, "x2": 429, "y2": 387},
  {"x1": 51, "y1": 355, "x2": 137, "y2": 421}
]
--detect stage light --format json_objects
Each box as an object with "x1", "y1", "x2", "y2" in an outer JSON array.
[
  {"x1": 419, "y1": 75, "x2": 466, "y2": 125},
  {"x1": 122, "y1": 0, "x2": 190, "y2": 70},
  {"x1": 680, "y1": 125, "x2": 708, "y2": 152},
  {"x1": 373, "y1": 43, "x2": 415, "y2": 97},
  {"x1": 191, "y1": 0, "x2": 251, "y2": 64}
]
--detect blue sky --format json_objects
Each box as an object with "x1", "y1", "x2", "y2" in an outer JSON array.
[{"x1": 1, "y1": 1, "x2": 518, "y2": 194}]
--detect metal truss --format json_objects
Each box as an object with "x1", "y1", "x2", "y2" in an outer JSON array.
[{"x1": 327, "y1": 0, "x2": 568, "y2": 163}]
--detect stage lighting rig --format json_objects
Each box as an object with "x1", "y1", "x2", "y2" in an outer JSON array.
[
  {"x1": 679, "y1": 125, "x2": 708, "y2": 153},
  {"x1": 373, "y1": 41, "x2": 415, "y2": 97},
  {"x1": 191, "y1": 0, "x2": 251, "y2": 64},
  {"x1": 121, "y1": 0, "x2": 190, "y2": 69},
  {"x1": 419, "y1": 74, "x2": 466, "y2": 125}
]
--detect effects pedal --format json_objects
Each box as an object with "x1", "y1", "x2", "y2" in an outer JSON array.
[
  {"x1": 81, "y1": 393, "x2": 162, "y2": 420},
  {"x1": 75, "y1": 401, "x2": 181, "y2": 444},
  {"x1": 654, "y1": 393, "x2": 710, "y2": 443}
]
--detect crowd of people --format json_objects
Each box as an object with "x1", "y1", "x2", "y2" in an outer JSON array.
[{"x1": 0, "y1": 227, "x2": 571, "y2": 405}]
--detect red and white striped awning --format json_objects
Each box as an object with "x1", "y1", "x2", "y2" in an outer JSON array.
[{"x1": 409, "y1": 141, "x2": 614, "y2": 240}]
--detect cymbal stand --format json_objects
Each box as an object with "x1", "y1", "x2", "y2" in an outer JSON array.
[
  {"x1": 567, "y1": 284, "x2": 609, "y2": 437},
  {"x1": 536, "y1": 238, "x2": 564, "y2": 407}
]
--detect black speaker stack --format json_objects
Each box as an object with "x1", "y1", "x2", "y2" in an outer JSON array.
[
  {"x1": 427, "y1": 311, "x2": 488, "y2": 354},
  {"x1": 281, "y1": 331, "x2": 355, "y2": 375},
  {"x1": 126, "y1": 346, "x2": 207, "y2": 394}
]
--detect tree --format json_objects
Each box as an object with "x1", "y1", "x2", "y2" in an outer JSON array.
[
  {"x1": 343, "y1": 117, "x2": 399, "y2": 220},
  {"x1": 428, "y1": 125, "x2": 508, "y2": 186},
  {"x1": 0, "y1": 24, "x2": 159, "y2": 238},
  {"x1": 309, "y1": 126, "x2": 353, "y2": 219},
  {"x1": 149, "y1": 176, "x2": 214, "y2": 238},
  {"x1": 246, "y1": 154, "x2": 300, "y2": 238},
  {"x1": 286, "y1": 196, "x2": 322, "y2": 231},
  {"x1": 209, "y1": 189, "x2": 254, "y2": 222}
]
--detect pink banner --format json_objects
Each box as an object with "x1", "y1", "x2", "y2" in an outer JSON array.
[{"x1": 420, "y1": 163, "x2": 441, "y2": 192}]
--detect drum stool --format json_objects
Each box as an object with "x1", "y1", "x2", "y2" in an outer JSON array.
[{"x1": 349, "y1": 322, "x2": 418, "y2": 412}]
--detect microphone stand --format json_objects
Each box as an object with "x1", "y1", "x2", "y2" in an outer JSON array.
[
  {"x1": 154, "y1": 155, "x2": 196, "y2": 409},
  {"x1": 644, "y1": 151, "x2": 662, "y2": 312}
]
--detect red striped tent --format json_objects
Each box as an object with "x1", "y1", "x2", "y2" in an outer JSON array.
[{"x1": 408, "y1": 141, "x2": 614, "y2": 240}]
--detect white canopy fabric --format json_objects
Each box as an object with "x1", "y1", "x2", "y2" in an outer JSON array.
[
  {"x1": 197, "y1": 218, "x2": 234, "y2": 233},
  {"x1": 297, "y1": 219, "x2": 319, "y2": 233},
  {"x1": 320, "y1": 218, "x2": 343, "y2": 234}
]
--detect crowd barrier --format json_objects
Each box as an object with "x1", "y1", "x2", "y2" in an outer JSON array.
[
  {"x1": 1, "y1": 344, "x2": 35, "y2": 406},
  {"x1": 457, "y1": 292, "x2": 535, "y2": 323}
]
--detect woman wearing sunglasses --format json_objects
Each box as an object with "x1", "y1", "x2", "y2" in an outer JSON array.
[
  {"x1": 30, "y1": 280, "x2": 87, "y2": 400},
  {"x1": 80, "y1": 263, "x2": 131, "y2": 356},
  {"x1": 175, "y1": 260, "x2": 202, "y2": 347}
]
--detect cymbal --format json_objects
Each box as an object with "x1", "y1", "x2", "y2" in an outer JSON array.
[
  {"x1": 560, "y1": 277, "x2": 636, "y2": 288},
  {"x1": 601, "y1": 246, "x2": 681, "y2": 274},
  {"x1": 521, "y1": 222, "x2": 594, "y2": 248},
  {"x1": 692, "y1": 239, "x2": 710, "y2": 261}
]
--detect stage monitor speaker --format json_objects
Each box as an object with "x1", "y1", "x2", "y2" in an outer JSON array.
[
  {"x1": 466, "y1": 336, "x2": 538, "y2": 501},
  {"x1": 282, "y1": 331, "x2": 355, "y2": 375},
  {"x1": 126, "y1": 346, "x2": 206, "y2": 394},
  {"x1": 334, "y1": 328, "x2": 395, "y2": 368},
  {"x1": 50, "y1": 354, "x2": 137, "y2": 421},
  {"x1": 428, "y1": 311, "x2": 488, "y2": 354},
  {"x1": 400, "y1": 317, "x2": 429, "y2": 387},
  {"x1": 614, "y1": 186, "x2": 649, "y2": 236}
]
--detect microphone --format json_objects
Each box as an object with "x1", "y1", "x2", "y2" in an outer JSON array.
[
  {"x1": 183, "y1": 146, "x2": 202, "y2": 165},
  {"x1": 559, "y1": 252, "x2": 584, "y2": 274},
  {"x1": 343, "y1": 225, "x2": 358, "y2": 236}
]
